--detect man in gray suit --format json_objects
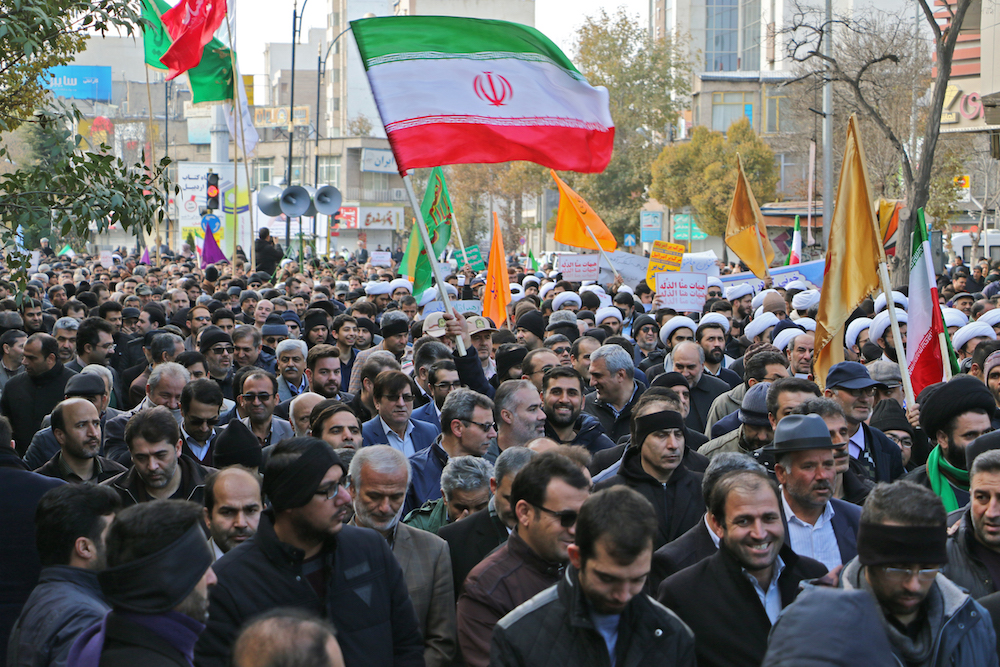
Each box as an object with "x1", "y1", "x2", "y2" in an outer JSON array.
[{"x1": 349, "y1": 445, "x2": 456, "y2": 667}]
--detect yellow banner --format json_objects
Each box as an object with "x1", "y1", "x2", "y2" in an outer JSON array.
[{"x1": 646, "y1": 240, "x2": 685, "y2": 287}]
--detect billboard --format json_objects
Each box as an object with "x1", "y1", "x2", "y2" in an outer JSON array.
[
  {"x1": 43, "y1": 66, "x2": 111, "y2": 101},
  {"x1": 253, "y1": 106, "x2": 310, "y2": 128},
  {"x1": 177, "y1": 163, "x2": 250, "y2": 260},
  {"x1": 361, "y1": 148, "x2": 398, "y2": 173}
]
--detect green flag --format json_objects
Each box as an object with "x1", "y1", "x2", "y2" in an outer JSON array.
[
  {"x1": 400, "y1": 167, "x2": 454, "y2": 295},
  {"x1": 528, "y1": 249, "x2": 539, "y2": 272},
  {"x1": 142, "y1": 0, "x2": 234, "y2": 105}
]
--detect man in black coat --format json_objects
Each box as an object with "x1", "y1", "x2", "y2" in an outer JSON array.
[
  {"x1": 0, "y1": 333, "x2": 76, "y2": 456},
  {"x1": 254, "y1": 229, "x2": 284, "y2": 277},
  {"x1": 67, "y1": 500, "x2": 216, "y2": 667},
  {"x1": 196, "y1": 438, "x2": 424, "y2": 667},
  {"x1": 672, "y1": 341, "x2": 731, "y2": 435},
  {"x1": 595, "y1": 407, "x2": 703, "y2": 550},
  {"x1": 657, "y1": 468, "x2": 827, "y2": 667},
  {"x1": 491, "y1": 487, "x2": 695, "y2": 667}
]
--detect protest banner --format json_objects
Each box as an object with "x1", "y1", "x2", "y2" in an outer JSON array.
[
  {"x1": 557, "y1": 254, "x2": 601, "y2": 281},
  {"x1": 371, "y1": 251, "x2": 392, "y2": 267},
  {"x1": 721, "y1": 259, "x2": 825, "y2": 292},
  {"x1": 598, "y1": 251, "x2": 648, "y2": 286},
  {"x1": 423, "y1": 300, "x2": 483, "y2": 315},
  {"x1": 645, "y1": 240, "x2": 685, "y2": 287},
  {"x1": 680, "y1": 250, "x2": 721, "y2": 276},
  {"x1": 655, "y1": 271, "x2": 707, "y2": 312}
]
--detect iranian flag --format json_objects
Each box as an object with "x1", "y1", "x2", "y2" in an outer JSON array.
[
  {"x1": 350, "y1": 16, "x2": 614, "y2": 174},
  {"x1": 907, "y1": 210, "x2": 956, "y2": 395},
  {"x1": 787, "y1": 215, "x2": 802, "y2": 265}
]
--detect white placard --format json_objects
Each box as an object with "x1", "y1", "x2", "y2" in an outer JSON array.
[
  {"x1": 371, "y1": 251, "x2": 392, "y2": 267},
  {"x1": 99, "y1": 250, "x2": 113, "y2": 268},
  {"x1": 422, "y1": 300, "x2": 482, "y2": 315},
  {"x1": 680, "y1": 250, "x2": 721, "y2": 276},
  {"x1": 598, "y1": 251, "x2": 649, "y2": 287},
  {"x1": 557, "y1": 254, "x2": 600, "y2": 281},
  {"x1": 656, "y1": 272, "x2": 707, "y2": 312}
]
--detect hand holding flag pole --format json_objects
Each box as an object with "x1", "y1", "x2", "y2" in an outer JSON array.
[{"x1": 402, "y1": 173, "x2": 466, "y2": 356}]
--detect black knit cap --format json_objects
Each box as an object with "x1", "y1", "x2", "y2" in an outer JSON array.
[
  {"x1": 199, "y1": 326, "x2": 233, "y2": 354},
  {"x1": 213, "y1": 419, "x2": 263, "y2": 469},
  {"x1": 870, "y1": 398, "x2": 913, "y2": 438},
  {"x1": 516, "y1": 310, "x2": 545, "y2": 341}
]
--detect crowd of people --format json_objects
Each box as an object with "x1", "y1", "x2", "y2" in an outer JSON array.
[{"x1": 4, "y1": 233, "x2": 1000, "y2": 666}]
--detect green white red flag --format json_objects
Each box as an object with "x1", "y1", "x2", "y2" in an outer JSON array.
[
  {"x1": 788, "y1": 215, "x2": 802, "y2": 265},
  {"x1": 350, "y1": 16, "x2": 614, "y2": 174},
  {"x1": 158, "y1": 0, "x2": 228, "y2": 79},
  {"x1": 907, "y1": 209, "x2": 957, "y2": 395}
]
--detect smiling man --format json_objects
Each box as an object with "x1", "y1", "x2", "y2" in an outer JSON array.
[
  {"x1": 542, "y1": 366, "x2": 615, "y2": 455},
  {"x1": 657, "y1": 468, "x2": 827, "y2": 667}
]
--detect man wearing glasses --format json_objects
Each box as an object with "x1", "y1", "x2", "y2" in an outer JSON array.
[
  {"x1": 406, "y1": 388, "x2": 496, "y2": 515},
  {"x1": 180, "y1": 379, "x2": 225, "y2": 466},
  {"x1": 361, "y1": 370, "x2": 438, "y2": 457},
  {"x1": 68, "y1": 317, "x2": 123, "y2": 409},
  {"x1": 458, "y1": 452, "x2": 590, "y2": 667},
  {"x1": 200, "y1": 326, "x2": 236, "y2": 400},
  {"x1": 184, "y1": 304, "x2": 213, "y2": 351},
  {"x1": 823, "y1": 362, "x2": 904, "y2": 483},
  {"x1": 412, "y1": 359, "x2": 461, "y2": 431},
  {"x1": 839, "y1": 481, "x2": 994, "y2": 665},
  {"x1": 238, "y1": 370, "x2": 294, "y2": 449}
]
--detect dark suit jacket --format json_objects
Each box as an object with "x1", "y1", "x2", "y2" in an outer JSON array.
[
  {"x1": 687, "y1": 373, "x2": 731, "y2": 435},
  {"x1": 437, "y1": 506, "x2": 509, "y2": 598},
  {"x1": 361, "y1": 415, "x2": 438, "y2": 455},
  {"x1": 650, "y1": 517, "x2": 717, "y2": 594},
  {"x1": 657, "y1": 544, "x2": 828, "y2": 667},
  {"x1": 412, "y1": 401, "x2": 441, "y2": 431}
]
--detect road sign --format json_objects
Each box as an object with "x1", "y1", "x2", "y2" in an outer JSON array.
[
  {"x1": 673, "y1": 214, "x2": 708, "y2": 241},
  {"x1": 201, "y1": 214, "x2": 221, "y2": 235},
  {"x1": 624, "y1": 234, "x2": 637, "y2": 247},
  {"x1": 640, "y1": 211, "x2": 663, "y2": 242},
  {"x1": 460, "y1": 244, "x2": 486, "y2": 271}
]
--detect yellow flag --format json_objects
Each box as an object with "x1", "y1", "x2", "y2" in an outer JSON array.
[
  {"x1": 814, "y1": 115, "x2": 884, "y2": 389},
  {"x1": 483, "y1": 212, "x2": 511, "y2": 328},
  {"x1": 725, "y1": 154, "x2": 774, "y2": 279},
  {"x1": 551, "y1": 170, "x2": 617, "y2": 252}
]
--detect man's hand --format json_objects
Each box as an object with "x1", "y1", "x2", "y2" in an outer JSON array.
[
  {"x1": 813, "y1": 564, "x2": 843, "y2": 588},
  {"x1": 443, "y1": 308, "x2": 472, "y2": 351},
  {"x1": 907, "y1": 403, "x2": 920, "y2": 429}
]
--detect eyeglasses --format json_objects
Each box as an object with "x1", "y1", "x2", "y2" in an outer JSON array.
[
  {"x1": 886, "y1": 433, "x2": 913, "y2": 449},
  {"x1": 241, "y1": 392, "x2": 274, "y2": 403},
  {"x1": 529, "y1": 502, "x2": 579, "y2": 528},
  {"x1": 879, "y1": 566, "x2": 940, "y2": 583},
  {"x1": 841, "y1": 386, "x2": 877, "y2": 398},
  {"x1": 187, "y1": 415, "x2": 220, "y2": 427},
  {"x1": 384, "y1": 393, "x2": 414, "y2": 403},
  {"x1": 434, "y1": 381, "x2": 462, "y2": 390},
  {"x1": 462, "y1": 419, "x2": 497, "y2": 433},
  {"x1": 315, "y1": 476, "x2": 350, "y2": 500},
  {"x1": 192, "y1": 315, "x2": 211, "y2": 323},
  {"x1": 210, "y1": 345, "x2": 234, "y2": 355}
]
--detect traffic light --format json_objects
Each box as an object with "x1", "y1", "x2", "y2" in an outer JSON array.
[{"x1": 206, "y1": 173, "x2": 220, "y2": 210}]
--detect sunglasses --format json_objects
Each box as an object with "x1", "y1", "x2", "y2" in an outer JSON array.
[
  {"x1": 241, "y1": 392, "x2": 274, "y2": 403},
  {"x1": 529, "y1": 501, "x2": 579, "y2": 528},
  {"x1": 187, "y1": 415, "x2": 220, "y2": 427}
]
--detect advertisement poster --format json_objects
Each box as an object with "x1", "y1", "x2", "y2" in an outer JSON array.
[{"x1": 177, "y1": 163, "x2": 249, "y2": 261}]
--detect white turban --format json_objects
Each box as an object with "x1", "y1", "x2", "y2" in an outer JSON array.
[
  {"x1": 953, "y1": 321, "x2": 997, "y2": 352},
  {"x1": 725, "y1": 284, "x2": 754, "y2": 301},
  {"x1": 795, "y1": 317, "x2": 816, "y2": 332},
  {"x1": 707, "y1": 277, "x2": 723, "y2": 289},
  {"x1": 784, "y1": 280, "x2": 808, "y2": 291},
  {"x1": 977, "y1": 309, "x2": 1000, "y2": 328},
  {"x1": 751, "y1": 289, "x2": 778, "y2": 311},
  {"x1": 772, "y1": 327, "x2": 806, "y2": 352},
  {"x1": 745, "y1": 313, "x2": 779, "y2": 341},
  {"x1": 791, "y1": 289, "x2": 820, "y2": 311},
  {"x1": 553, "y1": 291, "x2": 582, "y2": 310},
  {"x1": 699, "y1": 312, "x2": 730, "y2": 334},
  {"x1": 522, "y1": 275, "x2": 540, "y2": 288},
  {"x1": 539, "y1": 283, "x2": 556, "y2": 298},
  {"x1": 388, "y1": 278, "x2": 412, "y2": 294},
  {"x1": 659, "y1": 316, "x2": 697, "y2": 347},
  {"x1": 869, "y1": 311, "x2": 909, "y2": 346},
  {"x1": 845, "y1": 318, "x2": 872, "y2": 349},
  {"x1": 943, "y1": 307, "x2": 969, "y2": 328},
  {"x1": 595, "y1": 306, "x2": 623, "y2": 325},
  {"x1": 873, "y1": 291, "x2": 908, "y2": 314},
  {"x1": 364, "y1": 281, "x2": 391, "y2": 296}
]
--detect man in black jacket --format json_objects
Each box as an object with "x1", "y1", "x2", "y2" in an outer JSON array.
[
  {"x1": 196, "y1": 437, "x2": 424, "y2": 667},
  {"x1": 67, "y1": 499, "x2": 216, "y2": 667},
  {"x1": 492, "y1": 486, "x2": 695, "y2": 667},
  {"x1": 596, "y1": 407, "x2": 703, "y2": 550},
  {"x1": 254, "y1": 229, "x2": 284, "y2": 277},
  {"x1": 657, "y1": 468, "x2": 827, "y2": 667},
  {"x1": 1, "y1": 333, "x2": 76, "y2": 456}
]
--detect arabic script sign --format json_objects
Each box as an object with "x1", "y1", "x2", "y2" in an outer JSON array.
[
  {"x1": 361, "y1": 148, "x2": 398, "y2": 174},
  {"x1": 43, "y1": 66, "x2": 111, "y2": 101}
]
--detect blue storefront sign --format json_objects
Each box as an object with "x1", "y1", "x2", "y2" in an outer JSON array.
[{"x1": 43, "y1": 66, "x2": 112, "y2": 101}]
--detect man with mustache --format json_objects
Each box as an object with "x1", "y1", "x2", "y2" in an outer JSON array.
[
  {"x1": 35, "y1": 397, "x2": 125, "y2": 483},
  {"x1": 770, "y1": 414, "x2": 862, "y2": 571},
  {"x1": 350, "y1": 445, "x2": 457, "y2": 667},
  {"x1": 203, "y1": 467, "x2": 262, "y2": 559}
]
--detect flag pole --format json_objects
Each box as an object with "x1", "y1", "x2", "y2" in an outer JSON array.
[
  {"x1": 224, "y1": 15, "x2": 256, "y2": 273},
  {"x1": 403, "y1": 172, "x2": 467, "y2": 355},
  {"x1": 584, "y1": 226, "x2": 620, "y2": 281},
  {"x1": 878, "y1": 262, "x2": 914, "y2": 406},
  {"x1": 450, "y1": 212, "x2": 471, "y2": 268},
  {"x1": 939, "y1": 333, "x2": 953, "y2": 382}
]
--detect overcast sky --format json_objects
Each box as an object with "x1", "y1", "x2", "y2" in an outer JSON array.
[{"x1": 234, "y1": 0, "x2": 648, "y2": 75}]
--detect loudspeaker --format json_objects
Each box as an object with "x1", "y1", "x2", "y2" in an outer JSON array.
[
  {"x1": 301, "y1": 186, "x2": 318, "y2": 217},
  {"x1": 314, "y1": 185, "x2": 342, "y2": 215},
  {"x1": 279, "y1": 186, "x2": 311, "y2": 218},
  {"x1": 257, "y1": 185, "x2": 283, "y2": 217}
]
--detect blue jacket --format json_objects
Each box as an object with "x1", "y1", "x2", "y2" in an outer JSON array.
[
  {"x1": 405, "y1": 438, "x2": 448, "y2": 516},
  {"x1": 361, "y1": 415, "x2": 439, "y2": 457},
  {"x1": 411, "y1": 401, "x2": 441, "y2": 431},
  {"x1": 7, "y1": 566, "x2": 110, "y2": 667}
]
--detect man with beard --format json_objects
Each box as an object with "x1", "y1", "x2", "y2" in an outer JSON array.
[
  {"x1": 657, "y1": 468, "x2": 827, "y2": 667},
  {"x1": 905, "y1": 375, "x2": 996, "y2": 512},
  {"x1": 584, "y1": 345, "x2": 645, "y2": 443},
  {"x1": 412, "y1": 360, "x2": 459, "y2": 431},
  {"x1": 237, "y1": 371, "x2": 294, "y2": 450},
  {"x1": 631, "y1": 314, "x2": 660, "y2": 366},
  {"x1": 348, "y1": 310, "x2": 411, "y2": 395},
  {"x1": 275, "y1": 340, "x2": 308, "y2": 402},
  {"x1": 824, "y1": 362, "x2": 904, "y2": 483},
  {"x1": 946, "y1": 445, "x2": 1000, "y2": 598},
  {"x1": 103, "y1": 362, "x2": 190, "y2": 467},
  {"x1": 53, "y1": 317, "x2": 80, "y2": 366},
  {"x1": 349, "y1": 446, "x2": 457, "y2": 667},
  {"x1": 202, "y1": 467, "x2": 262, "y2": 559},
  {"x1": 492, "y1": 487, "x2": 696, "y2": 667},
  {"x1": 699, "y1": 382, "x2": 774, "y2": 459},
  {"x1": 487, "y1": 379, "x2": 547, "y2": 464},
  {"x1": 35, "y1": 398, "x2": 126, "y2": 484},
  {"x1": 104, "y1": 406, "x2": 212, "y2": 507},
  {"x1": 196, "y1": 438, "x2": 424, "y2": 667},
  {"x1": 696, "y1": 321, "x2": 741, "y2": 388},
  {"x1": 8, "y1": 485, "x2": 120, "y2": 667},
  {"x1": 769, "y1": 414, "x2": 862, "y2": 570},
  {"x1": 954, "y1": 321, "x2": 997, "y2": 361},
  {"x1": 200, "y1": 327, "x2": 236, "y2": 400},
  {"x1": 68, "y1": 499, "x2": 217, "y2": 667},
  {"x1": 542, "y1": 366, "x2": 615, "y2": 455},
  {"x1": 725, "y1": 284, "x2": 754, "y2": 320},
  {"x1": 302, "y1": 344, "x2": 353, "y2": 403},
  {"x1": 868, "y1": 310, "x2": 910, "y2": 363}
]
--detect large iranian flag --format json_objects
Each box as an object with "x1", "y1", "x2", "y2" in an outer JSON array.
[
  {"x1": 907, "y1": 211, "x2": 955, "y2": 395},
  {"x1": 350, "y1": 16, "x2": 614, "y2": 174}
]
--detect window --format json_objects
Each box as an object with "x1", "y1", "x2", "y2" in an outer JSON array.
[
  {"x1": 289, "y1": 157, "x2": 306, "y2": 186},
  {"x1": 706, "y1": 0, "x2": 738, "y2": 71},
  {"x1": 362, "y1": 172, "x2": 390, "y2": 191},
  {"x1": 318, "y1": 156, "x2": 341, "y2": 188},
  {"x1": 254, "y1": 158, "x2": 274, "y2": 188},
  {"x1": 740, "y1": 0, "x2": 761, "y2": 70},
  {"x1": 712, "y1": 92, "x2": 753, "y2": 132},
  {"x1": 765, "y1": 88, "x2": 793, "y2": 133}
]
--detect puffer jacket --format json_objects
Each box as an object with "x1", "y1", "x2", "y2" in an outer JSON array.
[
  {"x1": 943, "y1": 510, "x2": 996, "y2": 600},
  {"x1": 543, "y1": 413, "x2": 615, "y2": 455},
  {"x1": 841, "y1": 557, "x2": 998, "y2": 667},
  {"x1": 491, "y1": 567, "x2": 696, "y2": 667}
]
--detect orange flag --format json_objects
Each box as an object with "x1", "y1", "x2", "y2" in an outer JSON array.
[
  {"x1": 551, "y1": 170, "x2": 617, "y2": 252},
  {"x1": 814, "y1": 115, "x2": 883, "y2": 389},
  {"x1": 725, "y1": 153, "x2": 774, "y2": 279},
  {"x1": 483, "y1": 212, "x2": 512, "y2": 328}
]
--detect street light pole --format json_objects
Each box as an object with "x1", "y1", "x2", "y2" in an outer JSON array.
[
  {"x1": 285, "y1": 0, "x2": 309, "y2": 248},
  {"x1": 315, "y1": 25, "x2": 353, "y2": 251}
]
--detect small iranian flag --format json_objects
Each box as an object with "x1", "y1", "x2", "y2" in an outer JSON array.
[
  {"x1": 350, "y1": 16, "x2": 614, "y2": 174},
  {"x1": 907, "y1": 210, "x2": 957, "y2": 395},
  {"x1": 787, "y1": 215, "x2": 802, "y2": 265}
]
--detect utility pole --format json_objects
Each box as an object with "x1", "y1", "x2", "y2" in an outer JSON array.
[{"x1": 821, "y1": 0, "x2": 833, "y2": 248}]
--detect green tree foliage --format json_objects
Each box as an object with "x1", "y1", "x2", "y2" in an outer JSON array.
[
  {"x1": 0, "y1": 0, "x2": 169, "y2": 288},
  {"x1": 565, "y1": 9, "x2": 691, "y2": 238},
  {"x1": 650, "y1": 118, "x2": 778, "y2": 237}
]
